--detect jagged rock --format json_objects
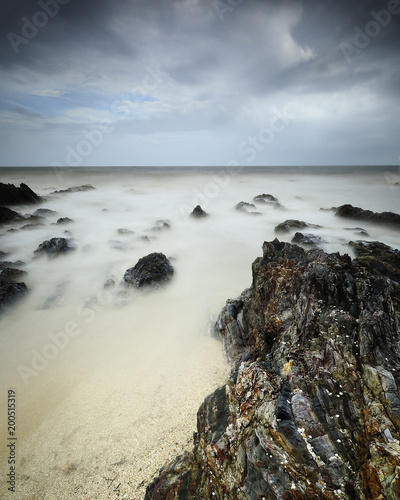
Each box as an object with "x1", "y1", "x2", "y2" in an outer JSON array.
[
  {"x1": 292, "y1": 232, "x2": 326, "y2": 246},
  {"x1": 350, "y1": 240, "x2": 400, "y2": 283},
  {"x1": 275, "y1": 219, "x2": 322, "y2": 234},
  {"x1": 190, "y1": 205, "x2": 208, "y2": 218},
  {"x1": 336, "y1": 204, "x2": 400, "y2": 226},
  {"x1": 151, "y1": 220, "x2": 171, "y2": 231},
  {"x1": 253, "y1": 193, "x2": 285, "y2": 210},
  {"x1": 123, "y1": 253, "x2": 174, "y2": 288},
  {"x1": 235, "y1": 202, "x2": 261, "y2": 215},
  {"x1": 0, "y1": 207, "x2": 23, "y2": 224},
  {"x1": 0, "y1": 182, "x2": 42, "y2": 205},
  {"x1": 146, "y1": 238, "x2": 400, "y2": 500},
  {"x1": 51, "y1": 184, "x2": 95, "y2": 195},
  {"x1": 0, "y1": 264, "x2": 28, "y2": 313},
  {"x1": 56, "y1": 217, "x2": 74, "y2": 225},
  {"x1": 34, "y1": 238, "x2": 76, "y2": 258}
]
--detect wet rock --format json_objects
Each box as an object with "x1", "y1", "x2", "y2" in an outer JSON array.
[
  {"x1": 253, "y1": 193, "x2": 285, "y2": 210},
  {"x1": 0, "y1": 207, "x2": 23, "y2": 225},
  {"x1": 190, "y1": 205, "x2": 208, "y2": 218},
  {"x1": 0, "y1": 264, "x2": 28, "y2": 313},
  {"x1": 275, "y1": 219, "x2": 322, "y2": 234},
  {"x1": 146, "y1": 238, "x2": 400, "y2": 500},
  {"x1": 336, "y1": 204, "x2": 400, "y2": 226},
  {"x1": 292, "y1": 232, "x2": 326, "y2": 246},
  {"x1": 350, "y1": 240, "x2": 400, "y2": 283},
  {"x1": 56, "y1": 217, "x2": 74, "y2": 225},
  {"x1": 0, "y1": 182, "x2": 42, "y2": 205},
  {"x1": 34, "y1": 238, "x2": 77, "y2": 258},
  {"x1": 51, "y1": 184, "x2": 95, "y2": 195},
  {"x1": 235, "y1": 202, "x2": 261, "y2": 215},
  {"x1": 151, "y1": 220, "x2": 171, "y2": 231},
  {"x1": 123, "y1": 253, "x2": 174, "y2": 288}
]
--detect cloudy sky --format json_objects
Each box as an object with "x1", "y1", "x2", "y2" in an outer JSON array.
[{"x1": 0, "y1": 0, "x2": 399, "y2": 167}]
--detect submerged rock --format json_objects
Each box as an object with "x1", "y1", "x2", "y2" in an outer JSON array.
[
  {"x1": 0, "y1": 182, "x2": 42, "y2": 205},
  {"x1": 292, "y1": 232, "x2": 326, "y2": 246},
  {"x1": 146, "y1": 238, "x2": 400, "y2": 500},
  {"x1": 56, "y1": 217, "x2": 74, "y2": 225},
  {"x1": 275, "y1": 219, "x2": 322, "y2": 234},
  {"x1": 190, "y1": 205, "x2": 208, "y2": 218},
  {"x1": 123, "y1": 252, "x2": 174, "y2": 288},
  {"x1": 235, "y1": 202, "x2": 261, "y2": 215},
  {"x1": 253, "y1": 193, "x2": 285, "y2": 210},
  {"x1": 34, "y1": 238, "x2": 77, "y2": 258},
  {"x1": 51, "y1": 184, "x2": 95, "y2": 195},
  {"x1": 344, "y1": 227, "x2": 369, "y2": 237},
  {"x1": 151, "y1": 220, "x2": 171, "y2": 231},
  {"x1": 336, "y1": 204, "x2": 400, "y2": 226}
]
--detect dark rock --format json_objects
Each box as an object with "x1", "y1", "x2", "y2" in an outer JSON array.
[
  {"x1": 235, "y1": 202, "x2": 261, "y2": 215},
  {"x1": 104, "y1": 278, "x2": 116, "y2": 289},
  {"x1": 0, "y1": 261, "x2": 25, "y2": 271},
  {"x1": 34, "y1": 208, "x2": 57, "y2": 216},
  {"x1": 56, "y1": 217, "x2": 74, "y2": 225},
  {"x1": 151, "y1": 220, "x2": 171, "y2": 231},
  {"x1": 190, "y1": 205, "x2": 208, "y2": 218},
  {"x1": 123, "y1": 253, "x2": 174, "y2": 288},
  {"x1": 118, "y1": 228, "x2": 134, "y2": 235},
  {"x1": 51, "y1": 184, "x2": 95, "y2": 195},
  {"x1": 275, "y1": 219, "x2": 322, "y2": 234},
  {"x1": 253, "y1": 193, "x2": 285, "y2": 210},
  {"x1": 292, "y1": 232, "x2": 326, "y2": 246},
  {"x1": 146, "y1": 238, "x2": 400, "y2": 499},
  {"x1": 140, "y1": 235, "x2": 151, "y2": 243},
  {"x1": 0, "y1": 182, "x2": 42, "y2": 205},
  {"x1": 0, "y1": 282, "x2": 28, "y2": 313},
  {"x1": 0, "y1": 207, "x2": 23, "y2": 224},
  {"x1": 0, "y1": 250, "x2": 10, "y2": 260},
  {"x1": 0, "y1": 268, "x2": 27, "y2": 282},
  {"x1": 336, "y1": 204, "x2": 400, "y2": 226},
  {"x1": 350, "y1": 240, "x2": 400, "y2": 283},
  {"x1": 34, "y1": 238, "x2": 77, "y2": 258}
]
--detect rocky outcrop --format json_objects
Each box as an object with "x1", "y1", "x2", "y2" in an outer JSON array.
[
  {"x1": 0, "y1": 182, "x2": 42, "y2": 205},
  {"x1": 336, "y1": 204, "x2": 400, "y2": 226},
  {"x1": 0, "y1": 207, "x2": 22, "y2": 225},
  {"x1": 291, "y1": 232, "x2": 326, "y2": 246},
  {"x1": 123, "y1": 253, "x2": 174, "y2": 288},
  {"x1": 146, "y1": 238, "x2": 400, "y2": 500},
  {"x1": 51, "y1": 184, "x2": 95, "y2": 195},
  {"x1": 235, "y1": 202, "x2": 261, "y2": 215},
  {"x1": 275, "y1": 219, "x2": 322, "y2": 234},
  {"x1": 253, "y1": 194, "x2": 285, "y2": 210},
  {"x1": 0, "y1": 261, "x2": 28, "y2": 313},
  {"x1": 190, "y1": 205, "x2": 208, "y2": 218},
  {"x1": 34, "y1": 238, "x2": 77, "y2": 258},
  {"x1": 350, "y1": 240, "x2": 400, "y2": 283}
]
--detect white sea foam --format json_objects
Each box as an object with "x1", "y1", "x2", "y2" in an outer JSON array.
[{"x1": 0, "y1": 167, "x2": 398, "y2": 498}]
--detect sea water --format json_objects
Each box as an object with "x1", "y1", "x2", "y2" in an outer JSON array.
[{"x1": 0, "y1": 166, "x2": 399, "y2": 499}]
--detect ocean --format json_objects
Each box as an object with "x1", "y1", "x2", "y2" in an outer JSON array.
[{"x1": 0, "y1": 166, "x2": 399, "y2": 499}]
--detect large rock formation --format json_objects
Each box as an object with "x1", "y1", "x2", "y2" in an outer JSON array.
[
  {"x1": 0, "y1": 182, "x2": 42, "y2": 205},
  {"x1": 336, "y1": 204, "x2": 400, "y2": 226},
  {"x1": 146, "y1": 238, "x2": 400, "y2": 500}
]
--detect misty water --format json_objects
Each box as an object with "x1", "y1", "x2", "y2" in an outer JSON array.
[{"x1": 0, "y1": 167, "x2": 399, "y2": 499}]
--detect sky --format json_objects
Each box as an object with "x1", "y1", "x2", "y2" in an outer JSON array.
[{"x1": 0, "y1": 0, "x2": 399, "y2": 167}]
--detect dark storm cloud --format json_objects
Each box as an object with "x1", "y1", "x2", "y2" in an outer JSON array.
[{"x1": 0, "y1": 0, "x2": 399, "y2": 165}]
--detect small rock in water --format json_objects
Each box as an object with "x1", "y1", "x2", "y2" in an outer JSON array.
[
  {"x1": 275, "y1": 219, "x2": 322, "y2": 234},
  {"x1": 292, "y1": 232, "x2": 326, "y2": 246},
  {"x1": 34, "y1": 237, "x2": 77, "y2": 258},
  {"x1": 253, "y1": 193, "x2": 285, "y2": 210},
  {"x1": 235, "y1": 202, "x2": 261, "y2": 215},
  {"x1": 123, "y1": 252, "x2": 174, "y2": 288},
  {"x1": 344, "y1": 227, "x2": 369, "y2": 236},
  {"x1": 118, "y1": 228, "x2": 135, "y2": 235},
  {"x1": 190, "y1": 205, "x2": 208, "y2": 218},
  {"x1": 336, "y1": 204, "x2": 400, "y2": 226},
  {"x1": 51, "y1": 184, "x2": 95, "y2": 195},
  {"x1": 56, "y1": 217, "x2": 74, "y2": 225},
  {"x1": 151, "y1": 220, "x2": 171, "y2": 231}
]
